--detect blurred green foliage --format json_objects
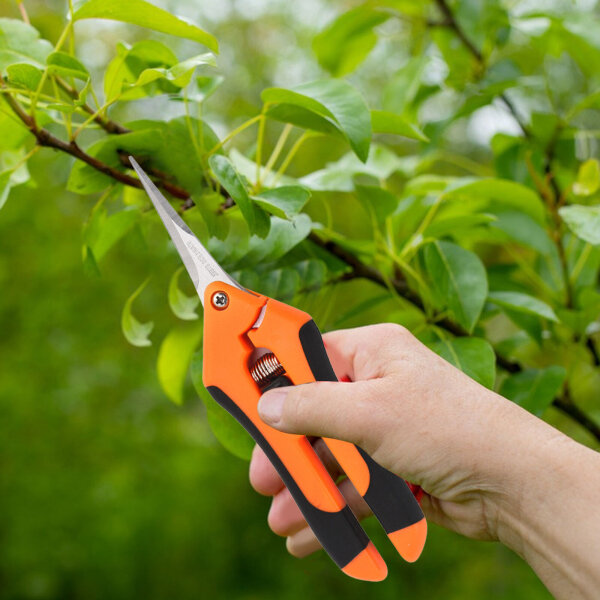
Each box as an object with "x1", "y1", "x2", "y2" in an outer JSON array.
[{"x1": 2, "y1": 0, "x2": 600, "y2": 598}]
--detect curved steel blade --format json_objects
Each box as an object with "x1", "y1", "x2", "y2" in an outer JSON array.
[{"x1": 129, "y1": 156, "x2": 241, "y2": 305}]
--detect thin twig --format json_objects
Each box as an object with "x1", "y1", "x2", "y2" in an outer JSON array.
[{"x1": 3, "y1": 71, "x2": 599, "y2": 442}]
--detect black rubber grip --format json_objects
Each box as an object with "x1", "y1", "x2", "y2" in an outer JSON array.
[
  {"x1": 298, "y1": 320, "x2": 425, "y2": 531},
  {"x1": 207, "y1": 385, "x2": 370, "y2": 569}
]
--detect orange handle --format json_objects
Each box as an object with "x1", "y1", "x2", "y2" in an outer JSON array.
[{"x1": 202, "y1": 282, "x2": 386, "y2": 581}]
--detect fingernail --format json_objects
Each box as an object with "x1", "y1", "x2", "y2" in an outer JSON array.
[{"x1": 258, "y1": 389, "x2": 288, "y2": 425}]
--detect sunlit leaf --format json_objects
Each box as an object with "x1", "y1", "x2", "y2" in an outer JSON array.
[
  {"x1": 6, "y1": 63, "x2": 42, "y2": 89},
  {"x1": 313, "y1": 6, "x2": 389, "y2": 76},
  {"x1": 0, "y1": 18, "x2": 52, "y2": 69},
  {"x1": 429, "y1": 337, "x2": 496, "y2": 389},
  {"x1": 262, "y1": 79, "x2": 372, "y2": 162},
  {"x1": 168, "y1": 266, "x2": 200, "y2": 321},
  {"x1": 157, "y1": 322, "x2": 202, "y2": 405},
  {"x1": 559, "y1": 205, "x2": 600, "y2": 245},
  {"x1": 73, "y1": 0, "x2": 218, "y2": 52},
  {"x1": 0, "y1": 170, "x2": 12, "y2": 211},
  {"x1": 573, "y1": 159, "x2": 600, "y2": 197},
  {"x1": 190, "y1": 352, "x2": 254, "y2": 460},
  {"x1": 252, "y1": 185, "x2": 310, "y2": 219},
  {"x1": 131, "y1": 53, "x2": 216, "y2": 92},
  {"x1": 424, "y1": 241, "x2": 488, "y2": 333},
  {"x1": 500, "y1": 366, "x2": 566, "y2": 415},
  {"x1": 84, "y1": 201, "x2": 139, "y2": 263},
  {"x1": 46, "y1": 51, "x2": 89, "y2": 81},
  {"x1": 488, "y1": 291, "x2": 559, "y2": 322},
  {"x1": 371, "y1": 110, "x2": 429, "y2": 142},
  {"x1": 121, "y1": 279, "x2": 154, "y2": 347}
]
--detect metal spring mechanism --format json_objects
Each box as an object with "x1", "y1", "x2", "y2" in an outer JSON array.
[{"x1": 251, "y1": 353, "x2": 285, "y2": 387}]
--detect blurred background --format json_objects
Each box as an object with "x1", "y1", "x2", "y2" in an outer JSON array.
[{"x1": 2, "y1": 0, "x2": 598, "y2": 598}]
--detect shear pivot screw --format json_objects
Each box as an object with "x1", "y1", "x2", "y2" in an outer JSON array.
[{"x1": 212, "y1": 291, "x2": 229, "y2": 310}]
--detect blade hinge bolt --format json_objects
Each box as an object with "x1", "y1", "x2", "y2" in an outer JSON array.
[{"x1": 211, "y1": 291, "x2": 229, "y2": 310}]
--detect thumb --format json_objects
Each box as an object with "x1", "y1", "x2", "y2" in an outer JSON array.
[{"x1": 257, "y1": 380, "x2": 380, "y2": 445}]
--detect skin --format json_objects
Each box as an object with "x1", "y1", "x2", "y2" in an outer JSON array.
[{"x1": 249, "y1": 324, "x2": 600, "y2": 599}]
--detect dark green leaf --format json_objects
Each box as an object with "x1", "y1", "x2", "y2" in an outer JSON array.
[
  {"x1": 424, "y1": 241, "x2": 488, "y2": 333},
  {"x1": 500, "y1": 367, "x2": 566, "y2": 415},
  {"x1": 208, "y1": 154, "x2": 270, "y2": 238},
  {"x1": 262, "y1": 79, "x2": 372, "y2": 162},
  {"x1": 355, "y1": 184, "x2": 398, "y2": 224},
  {"x1": 429, "y1": 337, "x2": 496, "y2": 388},
  {"x1": 73, "y1": 0, "x2": 218, "y2": 52}
]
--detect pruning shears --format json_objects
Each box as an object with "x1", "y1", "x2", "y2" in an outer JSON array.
[{"x1": 129, "y1": 157, "x2": 427, "y2": 582}]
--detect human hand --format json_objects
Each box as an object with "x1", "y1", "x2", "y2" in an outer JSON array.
[{"x1": 248, "y1": 324, "x2": 558, "y2": 558}]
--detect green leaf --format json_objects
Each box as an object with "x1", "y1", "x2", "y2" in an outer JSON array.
[
  {"x1": 252, "y1": 185, "x2": 311, "y2": 219},
  {"x1": 46, "y1": 51, "x2": 89, "y2": 81},
  {"x1": 157, "y1": 322, "x2": 203, "y2": 405},
  {"x1": 500, "y1": 367, "x2": 566, "y2": 416},
  {"x1": 424, "y1": 214, "x2": 497, "y2": 239},
  {"x1": 262, "y1": 79, "x2": 372, "y2": 162},
  {"x1": 239, "y1": 214, "x2": 312, "y2": 266},
  {"x1": 168, "y1": 266, "x2": 200, "y2": 321},
  {"x1": 84, "y1": 202, "x2": 139, "y2": 263},
  {"x1": 382, "y1": 55, "x2": 427, "y2": 115},
  {"x1": 301, "y1": 145, "x2": 412, "y2": 192},
  {"x1": 424, "y1": 241, "x2": 488, "y2": 333},
  {"x1": 573, "y1": 159, "x2": 600, "y2": 197},
  {"x1": 73, "y1": 0, "x2": 218, "y2": 52},
  {"x1": 446, "y1": 179, "x2": 546, "y2": 224},
  {"x1": 371, "y1": 110, "x2": 428, "y2": 142},
  {"x1": 0, "y1": 170, "x2": 12, "y2": 211},
  {"x1": 0, "y1": 18, "x2": 52, "y2": 70},
  {"x1": 69, "y1": 128, "x2": 162, "y2": 194},
  {"x1": 132, "y1": 53, "x2": 216, "y2": 92},
  {"x1": 488, "y1": 291, "x2": 559, "y2": 322},
  {"x1": 488, "y1": 211, "x2": 555, "y2": 256},
  {"x1": 121, "y1": 279, "x2": 154, "y2": 347},
  {"x1": 312, "y1": 6, "x2": 389, "y2": 76},
  {"x1": 355, "y1": 184, "x2": 398, "y2": 224},
  {"x1": 429, "y1": 337, "x2": 496, "y2": 389},
  {"x1": 6, "y1": 63, "x2": 42, "y2": 89},
  {"x1": 559, "y1": 205, "x2": 600, "y2": 245},
  {"x1": 208, "y1": 154, "x2": 270, "y2": 238},
  {"x1": 103, "y1": 41, "x2": 213, "y2": 104},
  {"x1": 190, "y1": 352, "x2": 254, "y2": 460}
]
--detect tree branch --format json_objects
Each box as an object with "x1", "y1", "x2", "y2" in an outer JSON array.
[
  {"x1": 432, "y1": 0, "x2": 531, "y2": 139},
  {"x1": 554, "y1": 389, "x2": 600, "y2": 443},
  {"x1": 55, "y1": 78, "x2": 131, "y2": 135},
  {"x1": 3, "y1": 72, "x2": 599, "y2": 444}
]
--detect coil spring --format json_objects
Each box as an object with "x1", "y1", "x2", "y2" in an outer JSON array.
[{"x1": 251, "y1": 353, "x2": 285, "y2": 387}]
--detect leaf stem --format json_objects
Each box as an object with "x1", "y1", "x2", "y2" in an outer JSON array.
[
  {"x1": 208, "y1": 114, "x2": 262, "y2": 155},
  {"x1": 273, "y1": 131, "x2": 310, "y2": 185},
  {"x1": 18, "y1": 1, "x2": 30, "y2": 24},
  {"x1": 259, "y1": 123, "x2": 293, "y2": 189}
]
